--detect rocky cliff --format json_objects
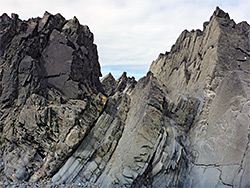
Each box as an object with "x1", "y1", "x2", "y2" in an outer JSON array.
[
  {"x1": 0, "y1": 7, "x2": 249, "y2": 188},
  {"x1": 149, "y1": 7, "x2": 250, "y2": 187}
]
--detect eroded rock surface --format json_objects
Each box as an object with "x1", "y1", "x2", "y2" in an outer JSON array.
[
  {"x1": 0, "y1": 11, "x2": 104, "y2": 183},
  {"x1": 150, "y1": 7, "x2": 250, "y2": 188},
  {"x1": 0, "y1": 7, "x2": 249, "y2": 188}
]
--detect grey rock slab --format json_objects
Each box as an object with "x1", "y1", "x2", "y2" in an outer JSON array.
[
  {"x1": 0, "y1": 7, "x2": 249, "y2": 188},
  {"x1": 190, "y1": 166, "x2": 221, "y2": 188}
]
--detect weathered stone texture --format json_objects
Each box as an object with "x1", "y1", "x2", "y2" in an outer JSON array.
[
  {"x1": 0, "y1": 11, "x2": 104, "y2": 183},
  {"x1": 150, "y1": 7, "x2": 250, "y2": 187},
  {"x1": 0, "y1": 7, "x2": 249, "y2": 188}
]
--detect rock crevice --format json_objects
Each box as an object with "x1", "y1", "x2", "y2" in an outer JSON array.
[{"x1": 0, "y1": 7, "x2": 249, "y2": 188}]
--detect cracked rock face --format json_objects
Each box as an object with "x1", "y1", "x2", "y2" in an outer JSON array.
[
  {"x1": 0, "y1": 11, "x2": 104, "y2": 183},
  {"x1": 150, "y1": 7, "x2": 250, "y2": 188},
  {"x1": 0, "y1": 11, "x2": 102, "y2": 106},
  {"x1": 0, "y1": 7, "x2": 249, "y2": 188}
]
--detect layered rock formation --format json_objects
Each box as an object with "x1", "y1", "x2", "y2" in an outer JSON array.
[
  {"x1": 0, "y1": 11, "x2": 104, "y2": 185},
  {"x1": 0, "y1": 7, "x2": 249, "y2": 188},
  {"x1": 150, "y1": 7, "x2": 250, "y2": 187}
]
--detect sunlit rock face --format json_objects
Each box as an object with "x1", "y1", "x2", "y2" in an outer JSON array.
[
  {"x1": 0, "y1": 7, "x2": 249, "y2": 188},
  {"x1": 150, "y1": 7, "x2": 250, "y2": 188}
]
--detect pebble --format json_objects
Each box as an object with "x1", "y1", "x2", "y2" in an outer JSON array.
[{"x1": 0, "y1": 181, "x2": 99, "y2": 188}]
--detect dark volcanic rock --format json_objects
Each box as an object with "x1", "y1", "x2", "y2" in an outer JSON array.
[
  {"x1": 0, "y1": 7, "x2": 249, "y2": 188},
  {"x1": 101, "y1": 72, "x2": 137, "y2": 96},
  {"x1": 115, "y1": 72, "x2": 137, "y2": 94},
  {"x1": 100, "y1": 73, "x2": 117, "y2": 96},
  {"x1": 0, "y1": 11, "x2": 102, "y2": 107},
  {"x1": 0, "y1": 12, "x2": 104, "y2": 183}
]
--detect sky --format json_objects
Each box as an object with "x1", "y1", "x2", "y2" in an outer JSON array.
[{"x1": 0, "y1": 0, "x2": 250, "y2": 80}]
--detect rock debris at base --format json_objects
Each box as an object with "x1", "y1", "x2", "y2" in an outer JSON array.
[{"x1": 0, "y1": 180, "x2": 99, "y2": 188}]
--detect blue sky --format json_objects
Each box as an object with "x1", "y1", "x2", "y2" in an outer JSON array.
[{"x1": 1, "y1": 0, "x2": 249, "y2": 80}]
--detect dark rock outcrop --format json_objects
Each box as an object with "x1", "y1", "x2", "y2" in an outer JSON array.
[
  {"x1": 101, "y1": 72, "x2": 137, "y2": 97},
  {"x1": 101, "y1": 73, "x2": 117, "y2": 96},
  {"x1": 0, "y1": 11, "x2": 103, "y2": 107},
  {"x1": 0, "y1": 11, "x2": 104, "y2": 183},
  {"x1": 0, "y1": 7, "x2": 249, "y2": 188}
]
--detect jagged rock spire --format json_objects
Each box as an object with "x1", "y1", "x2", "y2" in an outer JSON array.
[{"x1": 0, "y1": 7, "x2": 249, "y2": 188}]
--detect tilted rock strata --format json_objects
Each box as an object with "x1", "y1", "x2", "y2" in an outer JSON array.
[
  {"x1": 53, "y1": 71, "x2": 199, "y2": 187},
  {"x1": 150, "y1": 7, "x2": 250, "y2": 187},
  {"x1": 0, "y1": 7, "x2": 249, "y2": 188},
  {"x1": 98, "y1": 72, "x2": 200, "y2": 187},
  {"x1": 101, "y1": 72, "x2": 137, "y2": 97},
  {"x1": 2, "y1": 93, "x2": 107, "y2": 182},
  {"x1": 0, "y1": 11, "x2": 104, "y2": 183}
]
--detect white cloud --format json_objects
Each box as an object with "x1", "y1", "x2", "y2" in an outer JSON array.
[{"x1": 0, "y1": 0, "x2": 249, "y2": 79}]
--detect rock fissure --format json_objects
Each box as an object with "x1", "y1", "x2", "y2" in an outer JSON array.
[{"x1": 0, "y1": 7, "x2": 249, "y2": 188}]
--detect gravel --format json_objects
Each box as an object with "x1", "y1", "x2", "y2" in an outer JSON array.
[{"x1": 0, "y1": 181, "x2": 99, "y2": 188}]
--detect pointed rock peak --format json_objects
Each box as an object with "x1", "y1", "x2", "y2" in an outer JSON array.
[
  {"x1": 55, "y1": 13, "x2": 64, "y2": 19},
  {"x1": 38, "y1": 11, "x2": 65, "y2": 32},
  {"x1": 43, "y1": 11, "x2": 52, "y2": 18},
  {"x1": 202, "y1": 7, "x2": 236, "y2": 31},
  {"x1": 146, "y1": 71, "x2": 154, "y2": 78},
  {"x1": 235, "y1": 21, "x2": 250, "y2": 34},
  {"x1": 212, "y1": 6, "x2": 230, "y2": 20},
  {"x1": 131, "y1": 76, "x2": 136, "y2": 81},
  {"x1": 135, "y1": 71, "x2": 157, "y2": 89},
  {"x1": 72, "y1": 16, "x2": 80, "y2": 25},
  {"x1": 176, "y1": 29, "x2": 189, "y2": 43},
  {"x1": 121, "y1": 71, "x2": 127, "y2": 77},
  {"x1": 39, "y1": 11, "x2": 52, "y2": 27},
  {"x1": 117, "y1": 72, "x2": 127, "y2": 82},
  {"x1": 11, "y1": 13, "x2": 19, "y2": 20},
  {"x1": 62, "y1": 16, "x2": 81, "y2": 30},
  {"x1": 42, "y1": 11, "x2": 65, "y2": 21},
  {"x1": 101, "y1": 72, "x2": 116, "y2": 83},
  {"x1": 0, "y1": 13, "x2": 11, "y2": 21},
  {"x1": 101, "y1": 73, "x2": 117, "y2": 96}
]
